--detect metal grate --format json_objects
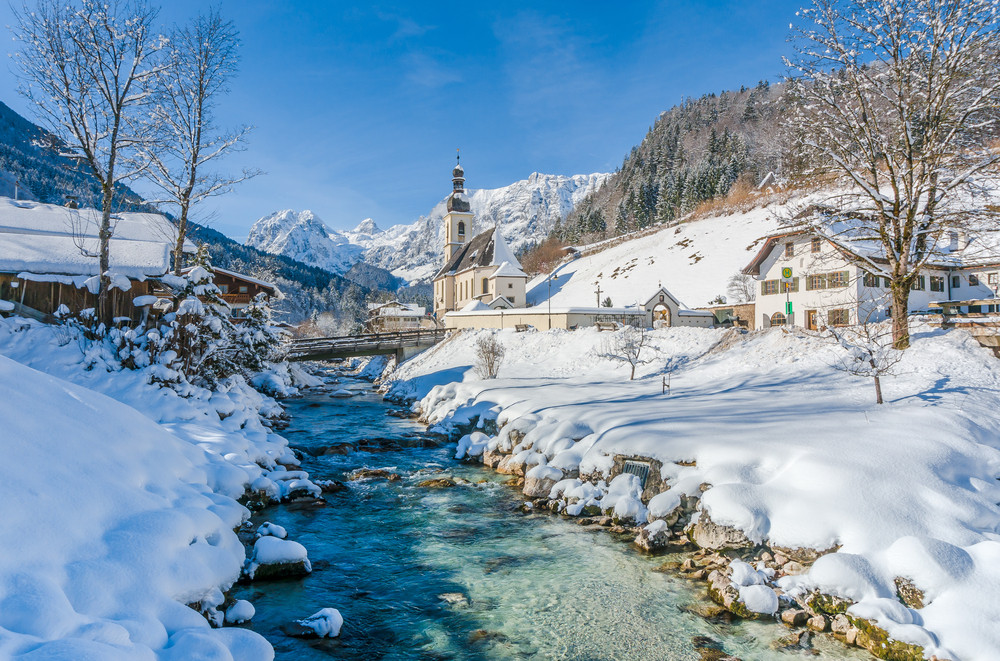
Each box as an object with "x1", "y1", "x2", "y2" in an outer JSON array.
[{"x1": 621, "y1": 460, "x2": 651, "y2": 488}]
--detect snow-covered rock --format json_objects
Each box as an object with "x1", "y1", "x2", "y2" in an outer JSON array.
[
  {"x1": 225, "y1": 600, "x2": 256, "y2": 624},
  {"x1": 244, "y1": 534, "x2": 311, "y2": 580},
  {"x1": 288, "y1": 608, "x2": 343, "y2": 638}
]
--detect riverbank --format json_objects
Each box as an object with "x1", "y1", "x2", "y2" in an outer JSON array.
[
  {"x1": 233, "y1": 367, "x2": 869, "y2": 660},
  {"x1": 382, "y1": 324, "x2": 1000, "y2": 661},
  {"x1": 0, "y1": 316, "x2": 318, "y2": 660}
]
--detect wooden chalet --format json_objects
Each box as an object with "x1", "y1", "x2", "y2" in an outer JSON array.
[{"x1": 0, "y1": 198, "x2": 189, "y2": 323}]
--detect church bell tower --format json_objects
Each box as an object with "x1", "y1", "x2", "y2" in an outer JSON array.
[{"x1": 443, "y1": 151, "x2": 473, "y2": 262}]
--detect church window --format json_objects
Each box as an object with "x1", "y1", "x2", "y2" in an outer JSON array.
[
  {"x1": 458, "y1": 221, "x2": 465, "y2": 236},
  {"x1": 482, "y1": 277, "x2": 489, "y2": 294}
]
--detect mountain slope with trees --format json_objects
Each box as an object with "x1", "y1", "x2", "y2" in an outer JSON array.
[{"x1": 553, "y1": 82, "x2": 791, "y2": 245}]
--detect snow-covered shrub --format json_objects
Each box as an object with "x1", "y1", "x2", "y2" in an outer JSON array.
[{"x1": 474, "y1": 332, "x2": 506, "y2": 379}]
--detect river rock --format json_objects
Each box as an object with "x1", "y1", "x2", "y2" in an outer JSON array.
[
  {"x1": 418, "y1": 477, "x2": 457, "y2": 488},
  {"x1": 316, "y1": 479, "x2": 347, "y2": 493},
  {"x1": 689, "y1": 512, "x2": 752, "y2": 551},
  {"x1": 634, "y1": 519, "x2": 672, "y2": 552},
  {"x1": 806, "y1": 615, "x2": 828, "y2": 632},
  {"x1": 522, "y1": 465, "x2": 562, "y2": 498},
  {"x1": 781, "y1": 561, "x2": 806, "y2": 576},
  {"x1": 438, "y1": 592, "x2": 469, "y2": 607},
  {"x1": 780, "y1": 608, "x2": 810, "y2": 627},
  {"x1": 330, "y1": 389, "x2": 355, "y2": 398},
  {"x1": 348, "y1": 468, "x2": 401, "y2": 481},
  {"x1": 468, "y1": 629, "x2": 508, "y2": 644},
  {"x1": 495, "y1": 454, "x2": 523, "y2": 476},
  {"x1": 482, "y1": 448, "x2": 504, "y2": 469},
  {"x1": 243, "y1": 537, "x2": 312, "y2": 581},
  {"x1": 894, "y1": 576, "x2": 925, "y2": 609},
  {"x1": 282, "y1": 608, "x2": 343, "y2": 638},
  {"x1": 831, "y1": 613, "x2": 851, "y2": 636}
]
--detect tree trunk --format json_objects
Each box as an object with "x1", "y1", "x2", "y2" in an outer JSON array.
[
  {"x1": 874, "y1": 374, "x2": 883, "y2": 405},
  {"x1": 890, "y1": 282, "x2": 911, "y2": 350},
  {"x1": 173, "y1": 202, "x2": 189, "y2": 276},
  {"x1": 630, "y1": 363, "x2": 636, "y2": 380},
  {"x1": 97, "y1": 184, "x2": 114, "y2": 328}
]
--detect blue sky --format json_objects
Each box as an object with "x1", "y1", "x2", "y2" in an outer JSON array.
[{"x1": 0, "y1": 1, "x2": 802, "y2": 239}]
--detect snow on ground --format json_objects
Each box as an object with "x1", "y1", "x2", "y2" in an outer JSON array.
[
  {"x1": 384, "y1": 324, "x2": 1000, "y2": 660},
  {"x1": 525, "y1": 195, "x2": 801, "y2": 310},
  {"x1": 0, "y1": 317, "x2": 313, "y2": 660}
]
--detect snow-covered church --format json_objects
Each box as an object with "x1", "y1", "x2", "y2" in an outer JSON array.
[{"x1": 432, "y1": 159, "x2": 528, "y2": 318}]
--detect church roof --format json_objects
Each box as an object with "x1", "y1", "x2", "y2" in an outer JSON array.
[{"x1": 433, "y1": 227, "x2": 526, "y2": 279}]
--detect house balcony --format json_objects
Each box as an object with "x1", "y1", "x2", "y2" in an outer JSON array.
[{"x1": 221, "y1": 292, "x2": 253, "y2": 305}]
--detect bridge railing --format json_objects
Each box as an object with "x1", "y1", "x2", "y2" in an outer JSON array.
[{"x1": 284, "y1": 328, "x2": 448, "y2": 359}]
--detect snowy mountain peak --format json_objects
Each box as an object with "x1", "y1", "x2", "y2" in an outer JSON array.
[
  {"x1": 246, "y1": 209, "x2": 363, "y2": 275},
  {"x1": 352, "y1": 218, "x2": 380, "y2": 235},
  {"x1": 245, "y1": 171, "x2": 611, "y2": 283}
]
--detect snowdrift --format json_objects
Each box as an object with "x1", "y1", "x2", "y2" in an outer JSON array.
[{"x1": 0, "y1": 355, "x2": 271, "y2": 660}]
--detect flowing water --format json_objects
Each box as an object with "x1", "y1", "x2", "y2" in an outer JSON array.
[{"x1": 233, "y1": 372, "x2": 866, "y2": 660}]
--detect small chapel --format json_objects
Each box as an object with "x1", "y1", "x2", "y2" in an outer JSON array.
[{"x1": 432, "y1": 158, "x2": 528, "y2": 318}]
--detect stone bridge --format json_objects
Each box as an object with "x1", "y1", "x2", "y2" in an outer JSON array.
[{"x1": 285, "y1": 328, "x2": 448, "y2": 363}]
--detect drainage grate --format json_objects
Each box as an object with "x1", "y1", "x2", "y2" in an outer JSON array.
[{"x1": 621, "y1": 460, "x2": 651, "y2": 488}]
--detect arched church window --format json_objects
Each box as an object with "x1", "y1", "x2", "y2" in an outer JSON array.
[
  {"x1": 458, "y1": 221, "x2": 465, "y2": 236},
  {"x1": 482, "y1": 278, "x2": 489, "y2": 294}
]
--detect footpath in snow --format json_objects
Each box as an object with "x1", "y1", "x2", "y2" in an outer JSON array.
[
  {"x1": 384, "y1": 324, "x2": 1000, "y2": 661},
  {"x1": 0, "y1": 316, "x2": 320, "y2": 660}
]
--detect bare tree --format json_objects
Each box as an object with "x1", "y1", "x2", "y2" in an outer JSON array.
[
  {"x1": 474, "y1": 333, "x2": 506, "y2": 379},
  {"x1": 598, "y1": 325, "x2": 652, "y2": 380},
  {"x1": 141, "y1": 9, "x2": 259, "y2": 275},
  {"x1": 727, "y1": 271, "x2": 757, "y2": 303},
  {"x1": 829, "y1": 318, "x2": 903, "y2": 404},
  {"x1": 13, "y1": 0, "x2": 163, "y2": 325},
  {"x1": 785, "y1": 0, "x2": 1000, "y2": 349}
]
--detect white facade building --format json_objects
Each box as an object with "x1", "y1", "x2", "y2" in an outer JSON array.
[{"x1": 744, "y1": 229, "x2": 1000, "y2": 329}]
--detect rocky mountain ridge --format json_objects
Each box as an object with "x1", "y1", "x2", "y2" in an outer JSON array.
[{"x1": 246, "y1": 171, "x2": 610, "y2": 283}]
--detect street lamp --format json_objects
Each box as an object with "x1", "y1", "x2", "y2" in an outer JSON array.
[{"x1": 547, "y1": 272, "x2": 552, "y2": 330}]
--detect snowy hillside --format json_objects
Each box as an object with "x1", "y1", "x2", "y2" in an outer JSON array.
[
  {"x1": 245, "y1": 172, "x2": 609, "y2": 282},
  {"x1": 527, "y1": 197, "x2": 801, "y2": 310}
]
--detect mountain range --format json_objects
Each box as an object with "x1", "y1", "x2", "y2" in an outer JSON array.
[{"x1": 246, "y1": 171, "x2": 610, "y2": 284}]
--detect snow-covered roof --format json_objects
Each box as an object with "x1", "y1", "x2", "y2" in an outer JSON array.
[
  {"x1": 182, "y1": 266, "x2": 277, "y2": 294},
  {"x1": 367, "y1": 301, "x2": 425, "y2": 316},
  {"x1": 491, "y1": 260, "x2": 527, "y2": 278},
  {"x1": 460, "y1": 299, "x2": 491, "y2": 312},
  {"x1": 490, "y1": 227, "x2": 522, "y2": 270},
  {"x1": 0, "y1": 197, "x2": 184, "y2": 278},
  {"x1": 434, "y1": 226, "x2": 526, "y2": 280}
]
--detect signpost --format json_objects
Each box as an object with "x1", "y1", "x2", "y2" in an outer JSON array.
[{"x1": 781, "y1": 267, "x2": 793, "y2": 326}]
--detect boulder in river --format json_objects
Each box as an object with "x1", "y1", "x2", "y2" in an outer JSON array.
[
  {"x1": 243, "y1": 536, "x2": 312, "y2": 581},
  {"x1": 348, "y1": 468, "x2": 402, "y2": 481},
  {"x1": 282, "y1": 608, "x2": 343, "y2": 638},
  {"x1": 417, "y1": 477, "x2": 457, "y2": 488}
]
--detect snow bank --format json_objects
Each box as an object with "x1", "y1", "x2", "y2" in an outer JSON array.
[
  {"x1": 388, "y1": 324, "x2": 1000, "y2": 660},
  {"x1": 0, "y1": 355, "x2": 269, "y2": 659},
  {"x1": 0, "y1": 316, "x2": 322, "y2": 659}
]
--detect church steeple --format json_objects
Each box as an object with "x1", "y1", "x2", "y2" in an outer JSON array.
[
  {"x1": 443, "y1": 151, "x2": 473, "y2": 262},
  {"x1": 452, "y1": 150, "x2": 465, "y2": 193}
]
